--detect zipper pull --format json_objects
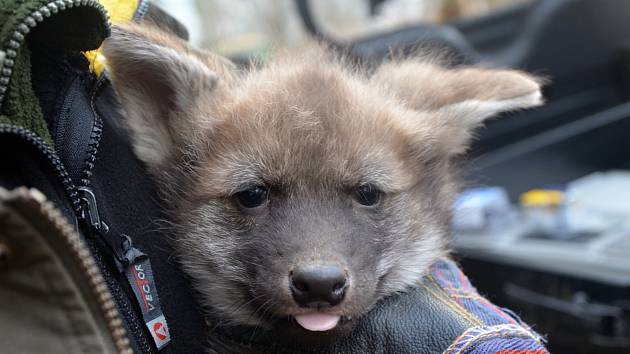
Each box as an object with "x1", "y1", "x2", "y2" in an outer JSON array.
[
  {"x1": 76, "y1": 186, "x2": 171, "y2": 349},
  {"x1": 77, "y1": 186, "x2": 109, "y2": 234},
  {"x1": 77, "y1": 186, "x2": 129, "y2": 268},
  {"x1": 77, "y1": 186, "x2": 139, "y2": 271}
]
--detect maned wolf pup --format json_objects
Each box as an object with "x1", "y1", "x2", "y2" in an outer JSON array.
[{"x1": 103, "y1": 24, "x2": 542, "y2": 335}]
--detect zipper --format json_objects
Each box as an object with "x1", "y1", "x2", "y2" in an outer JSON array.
[
  {"x1": 0, "y1": 121, "x2": 153, "y2": 354},
  {"x1": 82, "y1": 73, "x2": 107, "y2": 187},
  {"x1": 0, "y1": 124, "x2": 150, "y2": 353},
  {"x1": 133, "y1": 0, "x2": 151, "y2": 22},
  {"x1": 7, "y1": 187, "x2": 133, "y2": 354},
  {"x1": 0, "y1": 0, "x2": 112, "y2": 210},
  {"x1": 0, "y1": 69, "x2": 153, "y2": 354},
  {"x1": 1, "y1": 3, "x2": 156, "y2": 352},
  {"x1": 0, "y1": 0, "x2": 110, "y2": 104},
  {"x1": 83, "y1": 75, "x2": 155, "y2": 353}
]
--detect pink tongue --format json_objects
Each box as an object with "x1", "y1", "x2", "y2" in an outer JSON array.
[{"x1": 294, "y1": 313, "x2": 341, "y2": 331}]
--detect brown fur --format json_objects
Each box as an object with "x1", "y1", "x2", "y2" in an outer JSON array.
[{"x1": 103, "y1": 23, "x2": 543, "y2": 333}]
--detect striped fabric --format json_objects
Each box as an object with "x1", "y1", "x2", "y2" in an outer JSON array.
[{"x1": 426, "y1": 259, "x2": 549, "y2": 354}]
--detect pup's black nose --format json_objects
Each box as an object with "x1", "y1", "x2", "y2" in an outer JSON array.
[{"x1": 290, "y1": 265, "x2": 347, "y2": 308}]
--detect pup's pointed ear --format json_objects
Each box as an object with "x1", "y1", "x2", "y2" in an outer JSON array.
[
  {"x1": 372, "y1": 62, "x2": 543, "y2": 155},
  {"x1": 103, "y1": 24, "x2": 233, "y2": 170}
]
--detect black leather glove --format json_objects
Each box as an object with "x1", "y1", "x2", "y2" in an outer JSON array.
[{"x1": 205, "y1": 259, "x2": 548, "y2": 354}]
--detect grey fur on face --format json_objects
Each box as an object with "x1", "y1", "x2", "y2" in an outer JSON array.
[{"x1": 103, "y1": 23, "x2": 543, "y2": 331}]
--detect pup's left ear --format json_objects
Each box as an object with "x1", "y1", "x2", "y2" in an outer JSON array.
[{"x1": 372, "y1": 61, "x2": 543, "y2": 155}]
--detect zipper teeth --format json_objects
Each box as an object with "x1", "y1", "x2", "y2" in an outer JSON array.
[
  {"x1": 82, "y1": 74, "x2": 107, "y2": 186},
  {"x1": 133, "y1": 0, "x2": 150, "y2": 22},
  {"x1": 82, "y1": 117, "x2": 101, "y2": 186},
  {"x1": 23, "y1": 189, "x2": 132, "y2": 354},
  {"x1": 0, "y1": 0, "x2": 111, "y2": 104},
  {"x1": 0, "y1": 124, "x2": 82, "y2": 212}
]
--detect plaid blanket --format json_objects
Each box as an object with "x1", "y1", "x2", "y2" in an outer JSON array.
[{"x1": 427, "y1": 259, "x2": 549, "y2": 354}]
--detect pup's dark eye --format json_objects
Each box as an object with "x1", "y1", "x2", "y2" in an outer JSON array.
[
  {"x1": 234, "y1": 186, "x2": 269, "y2": 208},
  {"x1": 352, "y1": 184, "x2": 382, "y2": 206}
]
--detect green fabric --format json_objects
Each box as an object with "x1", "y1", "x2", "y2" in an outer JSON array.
[
  {"x1": 0, "y1": 45, "x2": 51, "y2": 143},
  {"x1": 1, "y1": 0, "x2": 35, "y2": 40},
  {"x1": 1, "y1": 0, "x2": 52, "y2": 144},
  {"x1": 0, "y1": 1, "x2": 47, "y2": 43},
  {"x1": 0, "y1": 0, "x2": 110, "y2": 146}
]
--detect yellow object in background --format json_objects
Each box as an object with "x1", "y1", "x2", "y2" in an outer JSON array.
[
  {"x1": 519, "y1": 189, "x2": 564, "y2": 207},
  {"x1": 83, "y1": 0, "x2": 140, "y2": 76}
]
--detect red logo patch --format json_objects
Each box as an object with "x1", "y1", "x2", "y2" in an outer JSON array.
[{"x1": 153, "y1": 321, "x2": 168, "y2": 341}]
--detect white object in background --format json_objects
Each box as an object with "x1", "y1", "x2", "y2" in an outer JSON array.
[
  {"x1": 452, "y1": 187, "x2": 513, "y2": 232},
  {"x1": 565, "y1": 170, "x2": 630, "y2": 234},
  {"x1": 152, "y1": 0, "x2": 203, "y2": 46}
]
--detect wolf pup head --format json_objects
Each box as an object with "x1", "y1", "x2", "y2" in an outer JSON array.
[{"x1": 104, "y1": 24, "x2": 542, "y2": 335}]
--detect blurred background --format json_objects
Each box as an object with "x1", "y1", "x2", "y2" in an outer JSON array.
[
  {"x1": 153, "y1": 1, "x2": 630, "y2": 353},
  {"x1": 153, "y1": 0, "x2": 529, "y2": 56}
]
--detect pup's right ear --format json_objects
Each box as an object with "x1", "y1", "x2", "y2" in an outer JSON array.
[{"x1": 103, "y1": 24, "x2": 233, "y2": 170}]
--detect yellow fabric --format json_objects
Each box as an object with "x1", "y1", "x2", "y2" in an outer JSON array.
[{"x1": 83, "y1": 0, "x2": 139, "y2": 75}]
